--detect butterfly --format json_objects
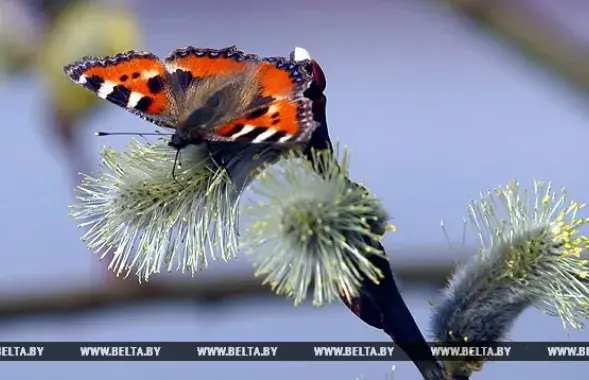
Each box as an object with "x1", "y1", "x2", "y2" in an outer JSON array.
[{"x1": 63, "y1": 46, "x2": 319, "y2": 149}]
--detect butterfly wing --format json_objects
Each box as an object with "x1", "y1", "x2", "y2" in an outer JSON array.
[
  {"x1": 164, "y1": 46, "x2": 264, "y2": 127},
  {"x1": 64, "y1": 51, "x2": 177, "y2": 128},
  {"x1": 164, "y1": 46, "x2": 260, "y2": 93},
  {"x1": 257, "y1": 55, "x2": 312, "y2": 99},
  {"x1": 164, "y1": 46, "x2": 317, "y2": 144},
  {"x1": 209, "y1": 97, "x2": 317, "y2": 144},
  {"x1": 207, "y1": 56, "x2": 318, "y2": 144}
]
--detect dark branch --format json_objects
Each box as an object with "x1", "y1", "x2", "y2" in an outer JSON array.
[{"x1": 0, "y1": 261, "x2": 454, "y2": 322}]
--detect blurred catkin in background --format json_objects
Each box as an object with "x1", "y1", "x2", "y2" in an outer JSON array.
[{"x1": 35, "y1": 1, "x2": 142, "y2": 144}]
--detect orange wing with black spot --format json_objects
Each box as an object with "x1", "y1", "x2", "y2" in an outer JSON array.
[
  {"x1": 164, "y1": 46, "x2": 318, "y2": 144},
  {"x1": 64, "y1": 51, "x2": 177, "y2": 128},
  {"x1": 164, "y1": 46, "x2": 258, "y2": 92},
  {"x1": 211, "y1": 97, "x2": 317, "y2": 144}
]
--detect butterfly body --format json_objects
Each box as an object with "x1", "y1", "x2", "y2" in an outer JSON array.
[{"x1": 64, "y1": 46, "x2": 318, "y2": 148}]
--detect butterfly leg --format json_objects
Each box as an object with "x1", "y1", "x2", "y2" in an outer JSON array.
[{"x1": 171, "y1": 149, "x2": 185, "y2": 189}]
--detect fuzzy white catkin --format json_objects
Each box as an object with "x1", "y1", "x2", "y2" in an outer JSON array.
[
  {"x1": 240, "y1": 145, "x2": 394, "y2": 307},
  {"x1": 71, "y1": 139, "x2": 284, "y2": 281},
  {"x1": 431, "y1": 180, "x2": 589, "y2": 377}
]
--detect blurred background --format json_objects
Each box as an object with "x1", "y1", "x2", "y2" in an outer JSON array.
[{"x1": 1, "y1": 0, "x2": 589, "y2": 378}]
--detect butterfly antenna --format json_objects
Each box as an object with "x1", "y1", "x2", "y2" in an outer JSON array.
[
  {"x1": 96, "y1": 131, "x2": 174, "y2": 143},
  {"x1": 440, "y1": 220, "x2": 452, "y2": 249},
  {"x1": 171, "y1": 149, "x2": 185, "y2": 189},
  {"x1": 96, "y1": 131, "x2": 174, "y2": 137}
]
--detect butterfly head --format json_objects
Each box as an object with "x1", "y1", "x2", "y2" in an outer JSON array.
[{"x1": 168, "y1": 128, "x2": 201, "y2": 150}]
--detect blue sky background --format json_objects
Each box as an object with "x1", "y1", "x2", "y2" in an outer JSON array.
[{"x1": 2, "y1": 0, "x2": 589, "y2": 378}]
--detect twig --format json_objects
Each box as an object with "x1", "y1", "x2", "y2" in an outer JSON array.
[
  {"x1": 446, "y1": 0, "x2": 589, "y2": 94},
  {"x1": 0, "y1": 259, "x2": 456, "y2": 321}
]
